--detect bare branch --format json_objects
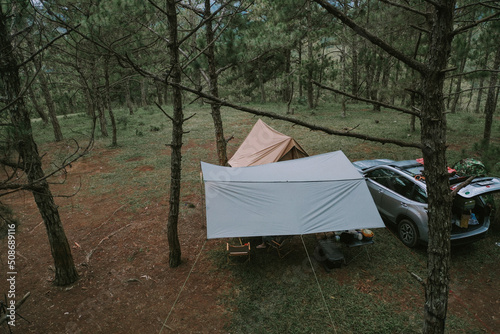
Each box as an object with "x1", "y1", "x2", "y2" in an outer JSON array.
[
  {"x1": 313, "y1": 0, "x2": 428, "y2": 74},
  {"x1": 410, "y1": 24, "x2": 430, "y2": 34},
  {"x1": 451, "y1": 176, "x2": 475, "y2": 197},
  {"x1": 422, "y1": 0, "x2": 441, "y2": 7},
  {"x1": 452, "y1": 11, "x2": 500, "y2": 36},
  {"x1": 0, "y1": 292, "x2": 30, "y2": 326},
  {"x1": 447, "y1": 68, "x2": 500, "y2": 79},
  {"x1": 169, "y1": 80, "x2": 423, "y2": 149},
  {"x1": 379, "y1": 0, "x2": 428, "y2": 17},
  {"x1": 18, "y1": 24, "x2": 80, "y2": 68},
  {"x1": 155, "y1": 102, "x2": 174, "y2": 122},
  {"x1": 313, "y1": 80, "x2": 420, "y2": 117}
]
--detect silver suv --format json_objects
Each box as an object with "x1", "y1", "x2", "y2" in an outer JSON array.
[{"x1": 353, "y1": 159, "x2": 500, "y2": 247}]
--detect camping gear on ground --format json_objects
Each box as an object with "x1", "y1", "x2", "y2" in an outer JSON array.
[
  {"x1": 201, "y1": 151, "x2": 385, "y2": 239},
  {"x1": 361, "y1": 229, "x2": 374, "y2": 241},
  {"x1": 266, "y1": 236, "x2": 293, "y2": 258},
  {"x1": 314, "y1": 239, "x2": 345, "y2": 271},
  {"x1": 226, "y1": 242, "x2": 251, "y2": 264},
  {"x1": 228, "y1": 119, "x2": 308, "y2": 167}
]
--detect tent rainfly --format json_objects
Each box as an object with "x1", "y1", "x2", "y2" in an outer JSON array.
[
  {"x1": 201, "y1": 151, "x2": 385, "y2": 239},
  {"x1": 228, "y1": 119, "x2": 308, "y2": 167}
]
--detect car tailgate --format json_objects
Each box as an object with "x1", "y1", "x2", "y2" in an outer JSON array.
[{"x1": 454, "y1": 177, "x2": 500, "y2": 198}]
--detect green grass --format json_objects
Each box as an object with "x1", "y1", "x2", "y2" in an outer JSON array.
[{"x1": 28, "y1": 101, "x2": 500, "y2": 333}]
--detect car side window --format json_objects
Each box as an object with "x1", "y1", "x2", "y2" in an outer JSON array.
[
  {"x1": 368, "y1": 168, "x2": 427, "y2": 203},
  {"x1": 366, "y1": 169, "x2": 392, "y2": 188},
  {"x1": 390, "y1": 176, "x2": 414, "y2": 199},
  {"x1": 410, "y1": 185, "x2": 427, "y2": 203}
]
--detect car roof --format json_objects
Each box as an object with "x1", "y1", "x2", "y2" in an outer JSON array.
[
  {"x1": 354, "y1": 158, "x2": 500, "y2": 197},
  {"x1": 352, "y1": 159, "x2": 395, "y2": 170}
]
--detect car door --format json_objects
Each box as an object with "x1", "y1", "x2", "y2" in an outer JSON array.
[
  {"x1": 379, "y1": 171, "x2": 415, "y2": 223},
  {"x1": 365, "y1": 168, "x2": 408, "y2": 222},
  {"x1": 365, "y1": 168, "x2": 392, "y2": 209}
]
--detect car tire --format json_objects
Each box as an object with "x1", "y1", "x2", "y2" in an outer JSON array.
[{"x1": 398, "y1": 218, "x2": 419, "y2": 248}]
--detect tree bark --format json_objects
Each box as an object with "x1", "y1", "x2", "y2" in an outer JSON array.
[
  {"x1": 27, "y1": 38, "x2": 63, "y2": 141},
  {"x1": 96, "y1": 88, "x2": 108, "y2": 137},
  {"x1": 283, "y1": 48, "x2": 292, "y2": 103},
  {"x1": 166, "y1": 0, "x2": 183, "y2": 268},
  {"x1": 298, "y1": 41, "x2": 303, "y2": 99},
  {"x1": 482, "y1": 43, "x2": 500, "y2": 147},
  {"x1": 312, "y1": 1, "x2": 460, "y2": 332},
  {"x1": 450, "y1": 31, "x2": 472, "y2": 114},
  {"x1": 39, "y1": 73, "x2": 64, "y2": 141},
  {"x1": 104, "y1": 55, "x2": 117, "y2": 146},
  {"x1": 307, "y1": 0, "x2": 314, "y2": 109},
  {"x1": 125, "y1": 76, "x2": 134, "y2": 115},
  {"x1": 141, "y1": 77, "x2": 148, "y2": 107},
  {"x1": 205, "y1": 0, "x2": 228, "y2": 167},
  {"x1": 474, "y1": 52, "x2": 488, "y2": 114},
  {"x1": 258, "y1": 61, "x2": 267, "y2": 103},
  {"x1": 28, "y1": 84, "x2": 49, "y2": 124},
  {"x1": 0, "y1": 7, "x2": 78, "y2": 286},
  {"x1": 420, "y1": 3, "x2": 455, "y2": 333}
]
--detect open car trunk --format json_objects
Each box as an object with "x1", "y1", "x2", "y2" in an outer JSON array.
[{"x1": 450, "y1": 177, "x2": 500, "y2": 243}]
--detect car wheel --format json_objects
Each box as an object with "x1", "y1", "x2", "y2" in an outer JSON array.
[{"x1": 398, "y1": 219, "x2": 419, "y2": 248}]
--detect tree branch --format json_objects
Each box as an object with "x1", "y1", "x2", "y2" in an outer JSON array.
[
  {"x1": 312, "y1": 80, "x2": 420, "y2": 117},
  {"x1": 452, "y1": 11, "x2": 500, "y2": 36},
  {"x1": 313, "y1": 0, "x2": 428, "y2": 74},
  {"x1": 168, "y1": 80, "x2": 423, "y2": 149},
  {"x1": 17, "y1": 24, "x2": 80, "y2": 68},
  {"x1": 379, "y1": 0, "x2": 428, "y2": 17},
  {"x1": 0, "y1": 292, "x2": 30, "y2": 326},
  {"x1": 451, "y1": 176, "x2": 475, "y2": 197}
]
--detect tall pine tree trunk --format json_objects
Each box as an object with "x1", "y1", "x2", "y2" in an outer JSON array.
[
  {"x1": 474, "y1": 52, "x2": 488, "y2": 114},
  {"x1": 96, "y1": 89, "x2": 108, "y2": 137},
  {"x1": 141, "y1": 77, "x2": 148, "y2": 107},
  {"x1": 313, "y1": 1, "x2": 461, "y2": 332},
  {"x1": 420, "y1": 3, "x2": 454, "y2": 332},
  {"x1": 27, "y1": 38, "x2": 63, "y2": 141},
  {"x1": 450, "y1": 30, "x2": 472, "y2": 114},
  {"x1": 482, "y1": 43, "x2": 500, "y2": 147},
  {"x1": 125, "y1": 76, "x2": 134, "y2": 115},
  {"x1": 306, "y1": 0, "x2": 314, "y2": 109},
  {"x1": 0, "y1": 7, "x2": 78, "y2": 286},
  {"x1": 166, "y1": 0, "x2": 183, "y2": 268},
  {"x1": 28, "y1": 84, "x2": 48, "y2": 124},
  {"x1": 104, "y1": 55, "x2": 117, "y2": 146},
  {"x1": 205, "y1": 0, "x2": 228, "y2": 166}
]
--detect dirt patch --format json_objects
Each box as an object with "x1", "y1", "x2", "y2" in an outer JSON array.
[
  {"x1": 0, "y1": 148, "x2": 230, "y2": 333},
  {"x1": 134, "y1": 165, "x2": 155, "y2": 172},
  {"x1": 125, "y1": 156, "x2": 145, "y2": 162},
  {"x1": 1, "y1": 143, "x2": 499, "y2": 333}
]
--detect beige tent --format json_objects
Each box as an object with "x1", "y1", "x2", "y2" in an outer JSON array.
[{"x1": 228, "y1": 119, "x2": 308, "y2": 167}]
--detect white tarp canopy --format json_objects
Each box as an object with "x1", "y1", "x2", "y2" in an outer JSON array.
[{"x1": 201, "y1": 151, "x2": 385, "y2": 239}]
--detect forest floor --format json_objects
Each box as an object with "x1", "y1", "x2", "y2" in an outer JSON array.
[
  {"x1": 1, "y1": 146, "x2": 231, "y2": 333},
  {"x1": 1, "y1": 109, "x2": 499, "y2": 333}
]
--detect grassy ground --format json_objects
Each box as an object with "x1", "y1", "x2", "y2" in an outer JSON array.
[{"x1": 29, "y1": 101, "x2": 500, "y2": 333}]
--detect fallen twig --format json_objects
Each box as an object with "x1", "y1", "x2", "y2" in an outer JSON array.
[
  {"x1": 85, "y1": 223, "x2": 132, "y2": 263},
  {"x1": 0, "y1": 292, "x2": 31, "y2": 325},
  {"x1": 84, "y1": 204, "x2": 127, "y2": 239},
  {"x1": 29, "y1": 221, "x2": 44, "y2": 233},
  {"x1": 408, "y1": 271, "x2": 426, "y2": 287}
]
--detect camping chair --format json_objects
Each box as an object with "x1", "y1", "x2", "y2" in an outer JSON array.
[
  {"x1": 267, "y1": 236, "x2": 293, "y2": 258},
  {"x1": 226, "y1": 242, "x2": 251, "y2": 264},
  {"x1": 343, "y1": 239, "x2": 374, "y2": 264}
]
